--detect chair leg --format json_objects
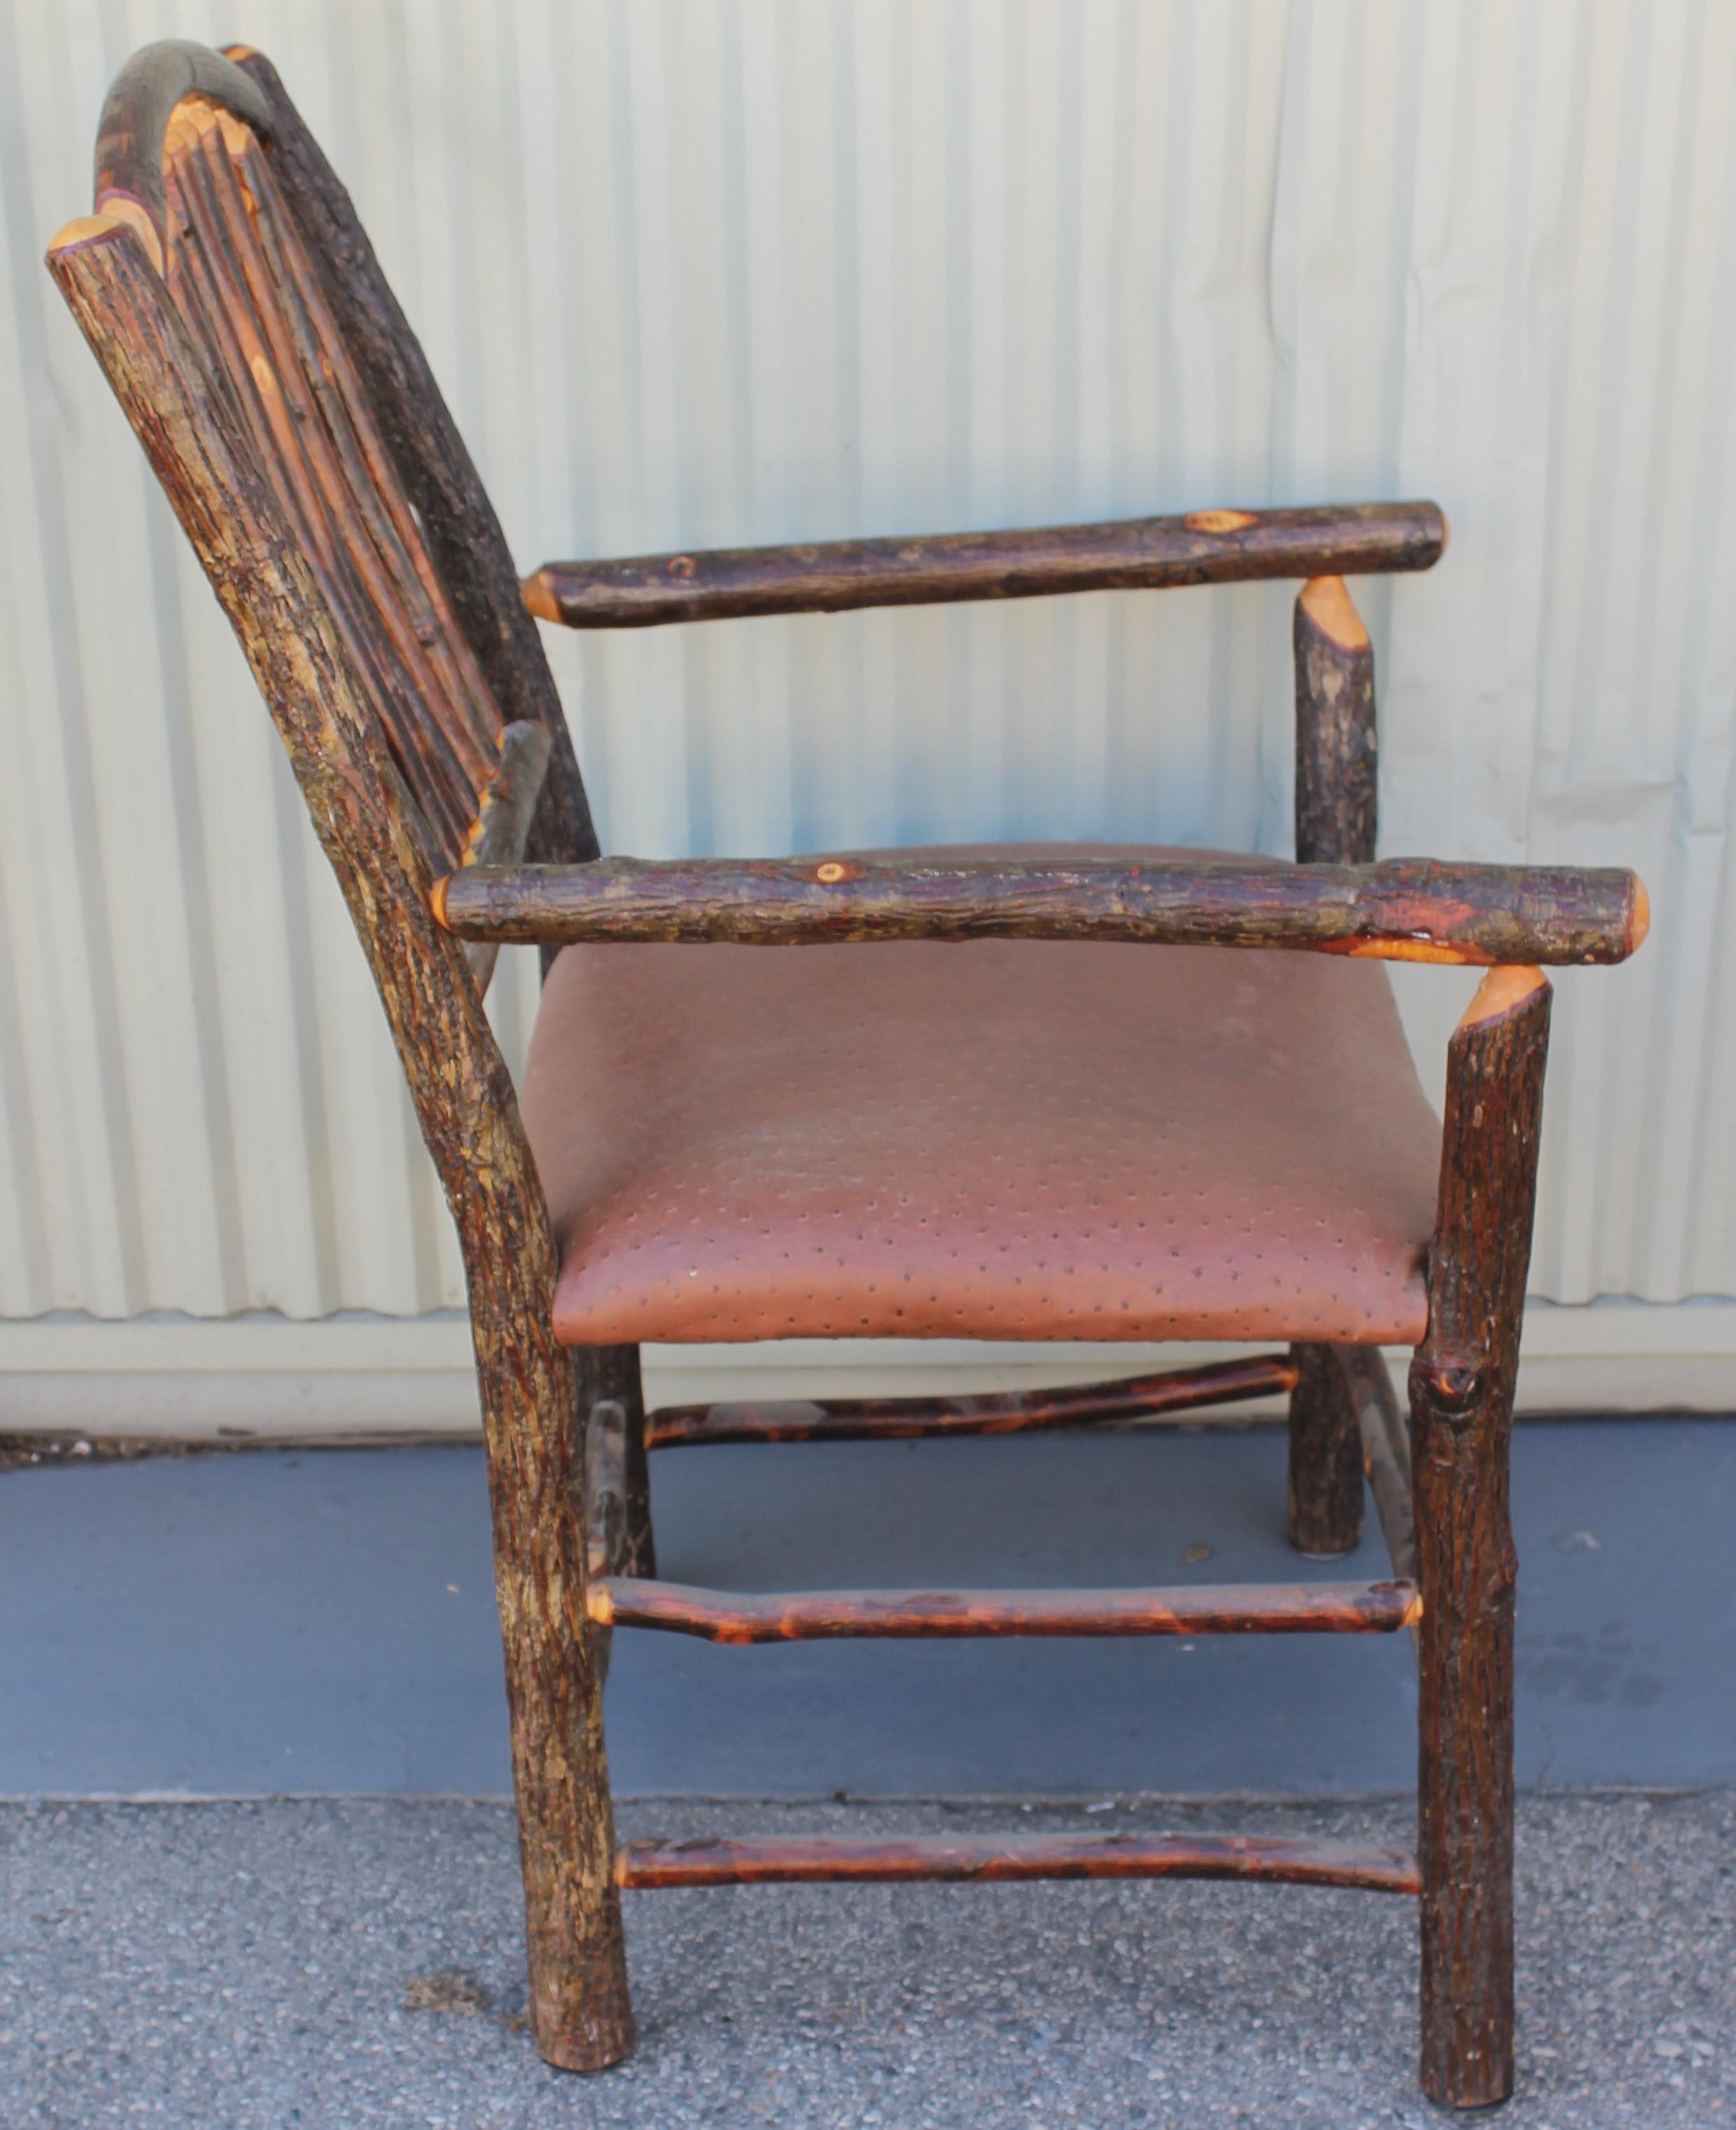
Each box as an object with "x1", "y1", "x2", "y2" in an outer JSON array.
[
  {"x1": 1286, "y1": 1341, "x2": 1363, "y2": 1556},
  {"x1": 589, "y1": 1344, "x2": 656, "y2": 1578},
  {"x1": 1289, "y1": 576, "x2": 1375, "y2": 1563},
  {"x1": 1411, "y1": 967, "x2": 1551, "y2": 2109},
  {"x1": 478, "y1": 1327, "x2": 635, "y2": 2070}
]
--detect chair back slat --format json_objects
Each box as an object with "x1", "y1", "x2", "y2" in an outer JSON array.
[
  {"x1": 157, "y1": 95, "x2": 499, "y2": 861},
  {"x1": 220, "y1": 45, "x2": 599, "y2": 872}
]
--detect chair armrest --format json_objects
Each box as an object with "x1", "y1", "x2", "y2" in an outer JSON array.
[
  {"x1": 452, "y1": 719, "x2": 552, "y2": 995},
  {"x1": 432, "y1": 853, "x2": 1646, "y2": 967},
  {"x1": 523, "y1": 502, "x2": 1445, "y2": 630}
]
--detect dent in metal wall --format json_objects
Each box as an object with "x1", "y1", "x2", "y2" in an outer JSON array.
[{"x1": 0, "y1": 0, "x2": 1729, "y2": 1318}]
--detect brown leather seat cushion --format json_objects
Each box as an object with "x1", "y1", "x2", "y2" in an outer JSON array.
[{"x1": 522, "y1": 847, "x2": 1442, "y2": 1348}]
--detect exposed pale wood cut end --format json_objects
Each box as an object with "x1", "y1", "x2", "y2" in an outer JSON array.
[
  {"x1": 1298, "y1": 573, "x2": 1370, "y2": 652},
  {"x1": 164, "y1": 94, "x2": 256, "y2": 164},
  {"x1": 79, "y1": 200, "x2": 166, "y2": 275},
  {"x1": 1342, "y1": 939, "x2": 1475, "y2": 965},
  {"x1": 1184, "y1": 508, "x2": 1258, "y2": 533},
  {"x1": 1628, "y1": 875, "x2": 1650, "y2": 952},
  {"x1": 92, "y1": 41, "x2": 273, "y2": 273},
  {"x1": 48, "y1": 213, "x2": 135, "y2": 256},
  {"x1": 1460, "y1": 963, "x2": 1548, "y2": 1029},
  {"x1": 428, "y1": 874, "x2": 451, "y2": 930},
  {"x1": 522, "y1": 570, "x2": 561, "y2": 624}
]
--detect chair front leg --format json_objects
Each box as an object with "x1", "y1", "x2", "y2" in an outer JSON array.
[{"x1": 1411, "y1": 967, "x2": 1551, "y2": 2109}]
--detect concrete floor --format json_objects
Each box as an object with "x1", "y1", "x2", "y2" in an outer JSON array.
[{"x1": 3, "y1": 1792, "x2": 1732, "y2": 2129}]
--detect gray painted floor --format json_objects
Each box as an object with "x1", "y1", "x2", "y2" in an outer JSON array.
[
  {"x1": 1, "y1": 1418, "x2": 1731, "y2": 1797},
  {"x1": 3, "y1": 1792, "x2": 1732, "y2": 2128}
]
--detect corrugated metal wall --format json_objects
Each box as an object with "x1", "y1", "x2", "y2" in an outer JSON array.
[{"x1": 0, "y1": 0, "x2": 1730, "y2": 1325}]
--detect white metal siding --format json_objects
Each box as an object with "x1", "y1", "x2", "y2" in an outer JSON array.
[{"x1": 0, "y1": 0, "x2": 1730, "y2": 1323}]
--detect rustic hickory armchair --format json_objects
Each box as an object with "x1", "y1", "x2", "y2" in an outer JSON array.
[{"x1": 52, "y1": 41, "x2": 1647, "y2": 2110}]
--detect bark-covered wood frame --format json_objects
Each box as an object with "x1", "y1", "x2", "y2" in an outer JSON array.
[{"x1": 50, "y1": 40, "x2": 1645, "y2": 2111}]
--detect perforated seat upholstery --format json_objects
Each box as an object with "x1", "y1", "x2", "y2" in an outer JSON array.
[{"x1": 522, "y1": 847, "x2": 1443, "y2": 1348}]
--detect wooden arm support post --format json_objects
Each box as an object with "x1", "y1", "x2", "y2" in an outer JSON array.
[
  {"x1": 524, "y1": 501, "x2": 1446, "y2": 628},
  {"x1": 1286, "y1": 574, "x2": 1382, "y2": 1554},
  {"x1": 1295, "y1": 576, "x2": 1377, "y2": 868}
]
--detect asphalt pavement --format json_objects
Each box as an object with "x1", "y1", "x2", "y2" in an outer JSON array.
[{"x1": 3, "y1": 1792, "x2": 1731, "y2": 2129}]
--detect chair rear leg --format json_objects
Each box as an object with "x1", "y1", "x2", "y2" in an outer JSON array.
[
  {"x1": 1287, "y1": 1341, "x2": 1364, "y2": 1556},
  {"x1": 1412, "y1": 967, "x2": 1550, "y2": 2109},
  {"x1": 591, "y1": 1344, "x2": 656, "y2": 1578}
]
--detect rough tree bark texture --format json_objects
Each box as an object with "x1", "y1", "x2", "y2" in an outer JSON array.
[
  {"x1": 617, "y1": 1832, "x2": 1421, "y2": 1892},
  {"x1": 219, "y1": 53, "x2": 659, "y2": 1574},
  {"x1": 459, "y1": 721, "x2": 552, "y2": 995},
  {"x1": 1337, "y1": 1344, "x2": 1419, "y2": 1591},
  {"x1": 588, "y1": 1346, "x2": 655, "y2": 1580},
  {"x1": 1286, "y1": 1341, "x2": 1365, "y2": 1557},
  {"x1": 94, "y1": 38, "x2": 271, "y2": 250},
  {"x1": 588, "y1": 1576, "x2": 1419, "y2": 1643},
  {"x1": 1288, "y1": 576, "x2": 1382, "y2": 1555},
  {"x1": 1411, "y1": 965, "x2": 1551, "y2": 2109},
  {"x1": 436, "y1": 852, "x2": 1646, "y2": 964},
  {"x1": 224, "y1": 45, "x2": 601, "y2": 875},
  {"x1": 646, "y1": 1354, "x2": 1296, "y2": 1448},
  {"x1": 524, "y1": 501, "x2": 1448, "y2": 628},
  {"x1": 48, "y1": 215, "x2": 633, "y2": 2073},
  {"x1": 584, "y1": 1399, "x2": 629, "y2": 1582},
  {"x1": 1293, "y1": 575, "x2": 1378, "y2": 869}
]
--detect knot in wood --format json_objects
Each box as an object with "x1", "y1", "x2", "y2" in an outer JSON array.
[{"x1": 1418, "y1": 1358, "x2": 1486, "y2": 1423}]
